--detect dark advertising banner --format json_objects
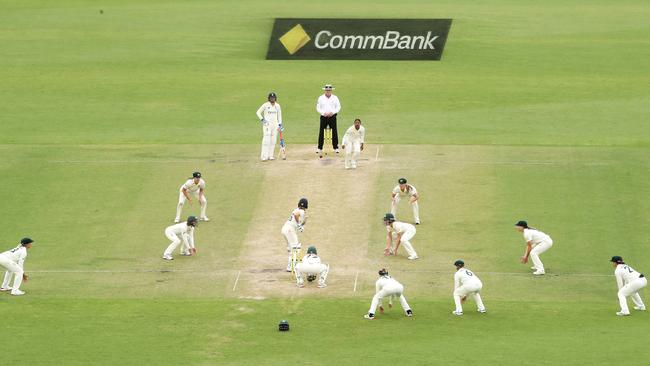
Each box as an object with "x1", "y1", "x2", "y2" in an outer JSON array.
[{"x1": 266, "y1": 18, "x2": 452, "y2": 60}]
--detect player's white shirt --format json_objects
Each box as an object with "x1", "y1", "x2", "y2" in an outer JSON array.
[
  {"x1": 316, "y1": 94, "x2": 341, "y2": 115},
  {"x1": 392, "y1": 184, "x2": 418, "y2": 198},
  {"x1": 615, "y1": 264, "x2": 644, "y2": 289},
  {"x1": 256, "y1": 101, "x2": 282, "y2": 124},
  {"x1": 287, "y1": 208, "x2": 306, "y2": 230},
  {"x1": 387, "y1": 221, "x2": 415, "y2": 235},
  {"x1": 166, "y1": 222, "x2": 195, "y2": 248},
  {"x1": 375, "y1": 275, "x2": 402, "y2": 292},
  {"x1": 179, "y1": 178, "x2": 206, "y2": 194},
  {"x1": 523, "y1": 228, "x2": 551, "y2": 244},
  {"x1": 302, "y1": 254, "x2": 322, "y2": 265},
  {"x1": 454, "y1": 268, "x2": 482, "y2": 289},
  {"x1": 342, "y1": 125, "x2": 365, "y2": 145},
  {"x1": 0, "y1": 245, "x2": 27, "y2": 268}
]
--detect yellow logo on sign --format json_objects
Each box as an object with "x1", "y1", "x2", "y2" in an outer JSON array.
[{"x1": 279, "y1": 24, "x2": 311, "y2": 55}]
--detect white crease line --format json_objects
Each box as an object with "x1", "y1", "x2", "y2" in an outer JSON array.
[
  {"x1": 232, "y1": 270, "x2": 241, "y2": 291},
  {"x1": 375, "y1": 147, "x2": 379, "y2": 161},
  {"x1": 353, "y1": 271, "x2": 359, "y2": 292}
]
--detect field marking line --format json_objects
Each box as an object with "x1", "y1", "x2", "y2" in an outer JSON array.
[
  {"x1": 232, "y1": 270, "x2": 241, "y2": 292},
  {"x1": 375, "y1": 147, "x2": 379, "y2": 161},
  {"x1": 353, "y1": 271, "x2": 359, "y2": 292}
]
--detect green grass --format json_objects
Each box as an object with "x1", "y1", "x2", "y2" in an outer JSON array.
[{"x1": 0, "y1": 0, "x2": 648, "y2": 365}]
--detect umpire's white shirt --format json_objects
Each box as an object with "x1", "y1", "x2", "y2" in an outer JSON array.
[
  {"x1": 316, "y1": 94, "x2": 341, "y2": 116},
  {"x1": 0, "y1": 246, "x2": 27, "y2": 269},
  {"x1": 256, "y1": 102, "x2": 282, "y2": 125}
]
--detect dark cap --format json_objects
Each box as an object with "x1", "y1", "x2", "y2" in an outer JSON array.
[
  {"x1": 610, "y1": 256, "x2": 624, "y2": 264},
  {"x1": 454, "y1": 260, "x2": 465, "y2": 267},
  {"x1": 20, "y1": 237, "x2": 34, "y2": 245},
  {"x1": 515, "y1": 220, "x2": 528, "y2": 227},
  {"x1": 192, "y1": 171, "x2": 201, "y2": 178},
  {"x1": 378, "y1": 268, "x2": 388, "y2": 276},
  {"x1": 398, "y1": 178, "x2": 407, "y2": 184},
  {"x1": 268, "y1": 92, "x2": 277, "y2": 100}
]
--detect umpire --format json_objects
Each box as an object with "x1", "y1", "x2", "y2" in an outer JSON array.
[{"x1": 316, "y1": 84, "x2": 341, "y2": 156}]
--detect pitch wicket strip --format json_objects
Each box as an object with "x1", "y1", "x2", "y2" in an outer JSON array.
[{"x1": 324, "y1": 128, "x2": 332, "y2": 155}]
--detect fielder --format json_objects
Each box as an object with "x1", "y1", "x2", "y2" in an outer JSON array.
[
  {"x1": 341, "y1": 118, "x2": 365, "y2": 169},
  {"x1": 162, "y1": 216, "x2": 198, "y2": 260},
  {"x1": 452, "y1": 260, "x2": 487, "y2": 315},
  {"x1": 174, "y1": 171, "x2": 208, "y2": 223},
  {"x1": 364, "y1": 268, "x2": 413, "y2": 320},
  {"x1": 611, "y1": 256, "x2": 646, "y2": 316},
  {"x1": 0, "y1": 238, "x2": 34, "y2": 296},
  {"x1": 281, "y1": 198, "x2": 308, "y2": 272},
  {"x1": 256, "y1": 92, "x2": 283, "y2": 161},
  {"x1": 295, "y1": 246, "x2": 329, "y2": 288},
  {"x1": 391, "y1": 178, "x2": 420, "y2": 225},
  {"x1": 516, "y1": 220, "x2": 553, "y2": 275},
  {"x1": 383, "y1": 213, "x2": 419, "y2": 260}
]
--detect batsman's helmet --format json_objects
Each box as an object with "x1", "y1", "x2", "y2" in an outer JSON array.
[
  {"x1": 192, "y1": 171, "x2": 202, "y2": 179},
  {"x1": 21, "y1": 237, "x2": 34, "y2": 246},
  {"x1": 515, "y1": 220, "x2": 528, "y2": 228},
  {"x1": 383, "y1": 213, "x2": 395, "y2": 223},
  {"x1": 398, "y1": 178, "x2": 407, "y2": 184},
  {"x1": 454, "y1": 260, "x2": 465, "y2": 267},
  {"x1": 187, "y1": 216, "x2": 199, "y2": 226},
  {"x1": 378, "y1": 268, "x2": 389, "y2": 276},
  {"x1": 268, "y1": 92, "x2": 277, "y2": 101},
  {"x1": 298, "y1": 197, "x2": 308, "y2": 209},
  {"x1": 610, "y1": 256, "x2": 624, "y2": 264},
  {"x1": 278, "y1": 320, "x2": 289, "y2": 331},
  {"x1": 307, "y1": 246, "x2": 317, "y2": 255}
]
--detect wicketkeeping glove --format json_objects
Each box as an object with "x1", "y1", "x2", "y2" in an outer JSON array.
[{"x1": 297, "y1": 224, "x2": 304, "y2": 233}]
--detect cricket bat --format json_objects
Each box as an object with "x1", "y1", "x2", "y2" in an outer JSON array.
[{"x1": 279, "y1": 130, "x2": 287, "y2": 160}]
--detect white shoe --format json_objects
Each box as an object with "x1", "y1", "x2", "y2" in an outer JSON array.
[
  {"x1": 200, "y1": 217, "x2": 210, "y2": 222},
  {"x1": 174, "y1": 218, "x2": 180, "y2": 223},
  {"x1": 415, "y1": 221, "x2": 420, "y2": 225},
  {"x1": 162, "y1": 255, "x2": 173, "y2": 261},
  {"x1": 364, "y1": 314, "x2": 375, "y2": 320},
  {"x1": 0, "y1": 286, "x2": 12, "y2": 292},
  {"x1": 408, "y1": 256, "x2": 419, "y2": 260},
  {"x1": 180, "y1": 252, "x2": 192, "y2": 256},
  {"x1": 531, "y1": 267, "x2": 537, "y2": 270},
  {"x1": 634, "y1": 306, "x2": 646, "y2": 311},
  {"x1": 335, "y1": 149, "x2": 340, "y2": 154},
  {"x1": 616, "y1": 311, "x2": 630, "y2": 316},
  {"x1": 286, "y1": 267, "x2": 292, "y2": 272},
  {"x1": 11, "y1": 289, "x2": 25, "y2": 296},
  {"x1": 269, "y1": 157, "x2": 275, "y2": 160},
  {"x1": 297, "y1": 282, "x2": 305, "y2": 288},
  {"x1": 351, "y1": 165, "x2": 357, "y2": 169},
  {"x1": 478, "y1": 308, "x2": 487, "y2": 313},
  {"x1": 406, "y1": 309, "x2": 413, "y2": 317},
  {"x1": 317, "y1": 283, "x2": 327, "y2": 288},
  {"x1": 452, "y1": 311, "x2": 463, "y2": 316},
  {"x1": 533, "y1": 271, "x2": 545, "y2": 276}
]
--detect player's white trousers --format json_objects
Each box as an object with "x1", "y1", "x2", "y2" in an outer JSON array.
[
  {"x1": 618, "y1": 277, "x2": 647, "y2": 314},
  {"x1": 453, "y1": 281, "x2": 485, "y2": 313},
  {"x1": 281, "y1": 222, "x2": 301, "y2": 270},
  {"x1": 345, "y1": 141, "x2": 361, "y2": 169},
  {"x1": 369, "y1": 283, "x2": 411, "y2": 315},
  {"x1": 391, "y1": 197, "x2": 420, "y2": 223},
  {"x1": 296, "y1": 263, "x2": 329, "y2": 285},
  {"x1": 0, "y1": 255, "x2": 24, "y2": 291},
  {"x1": 261, "y1": 123, "x2": 279, "y2": 160},
  {"x1": 530, "y1": 239, "x2": 553, "y2": 273},
  {"x1": 400, "y1": 229, "x2": 418, "y2": 258},
  {"x1": 163, "y1": 229, "x2": 183, "y2": 256},
  {"x1": 176, "y1": 192, "x2": 207, "y2": 220}
]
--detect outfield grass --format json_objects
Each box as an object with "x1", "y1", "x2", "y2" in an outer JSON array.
[{"x1": 0, "y1": 0, "x2": 648, "y2": 365}]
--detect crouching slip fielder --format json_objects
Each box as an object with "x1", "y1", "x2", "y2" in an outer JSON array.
[
  {"x1": 281, "y1": 198, "x2": 308, "y2": 272},
  {"x1": 0, "y1": 238, "x2": 34, "y2": 296},
  {"x1": 391, "y1": 178, "x2": 420, "y2": 225},
  {"x1": 256, "y1": 92, "x2": 283, "y2": 161},
  {"x1": 163, "y1": 216, "x2": 198, "y2": 260},
  {"x1": 175, "y1": 172, "x2": 208, "y2": 223},
  {"x1": 611, "y1": 256, "x2": 646, "y2": 316},
  {"x1": 295, "y1": 246, "x2": 329, "y2": 288},
  {"x1": 364, "y1": 268, "x2": 413, "y2": 320},
  {"x1": 383, "y1": 213, "x2": 419, "y2": 260},
  {"x1": 452, "y1": 260, "x2": 487, "y2": 316},
  {"x1": 341, "y1": 118, "x2": 365, "y2": 170},
  {"x1": 516, "y1": 220, "x2": 553, "y2": 275}
]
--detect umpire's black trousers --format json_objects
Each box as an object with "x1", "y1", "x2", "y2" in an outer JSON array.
[{"x1": 318, "y1": 114, "x2": 339, "y2": 150}]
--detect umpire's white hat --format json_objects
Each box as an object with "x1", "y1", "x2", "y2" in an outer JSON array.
[{"x1": 322, "y1": 84, "x2": 335, "y2": 90}]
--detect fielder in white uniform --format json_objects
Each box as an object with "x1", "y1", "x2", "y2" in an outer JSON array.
[
  {"x1": 364, "y1": 268, "x2": 413, "y2": 320},
  {"x1": 162, "y1": 216, "x2": 198, "y2": 260},
  {"x1": 341, "y1": 118, "x2": 365, "y2": 170},
  {"x1": 611, "y1": 256, "x2": 646, "y2": 316},
  {"x1": 383, "y1": 213, "x2": 419, "y2": 260},
  {"x1": 281, "y1": 198, "x2": 308, "y2": 272},
  {"x1": 295, "y1": 246, "x2": 329, "y2": 288},
  {"x1": 175, "y1": 171, "x2": 208, "y2": 223},
  {"x1": 516, "y1": 221, "x2": 553, "y2": 275},
  {"x1": 391, "y1": 178, "x2": 420, "y2": 225},
  {"x1": 256, "y1": 92, "x2": 283, "y2": 161},
  {"x1": 0, "y1": 237, "x2": 34, "y2": 296},
  {"x1": 452, "y1": 260, "x2": 487, "y2": 315}
]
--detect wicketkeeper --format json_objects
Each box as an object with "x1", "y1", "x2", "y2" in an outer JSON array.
[{"x1": 295, "y1": 246, "x2": 329, "y2": 288}]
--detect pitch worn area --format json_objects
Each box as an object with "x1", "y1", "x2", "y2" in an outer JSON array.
[{"x1": 234, "y1": 144, "x2": 379, "y2": 297}]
